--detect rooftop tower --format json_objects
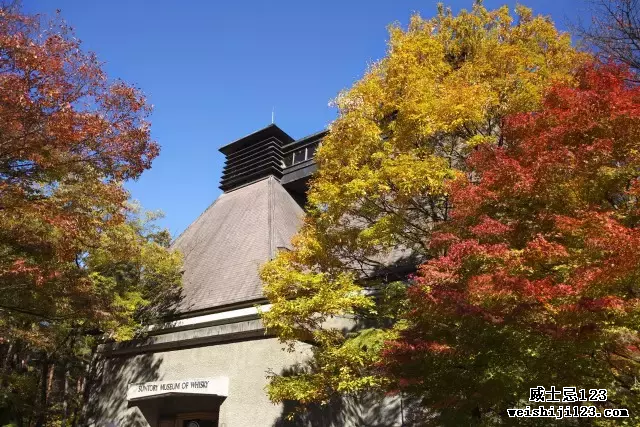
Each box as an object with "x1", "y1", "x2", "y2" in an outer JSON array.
[{"x1": 172, "y1": 125, "x2": 323, "y2": 314}]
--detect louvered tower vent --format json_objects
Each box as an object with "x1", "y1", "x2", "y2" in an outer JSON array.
[{"x1": 218, "y1": 124, "x2": 294, "y2": 192}]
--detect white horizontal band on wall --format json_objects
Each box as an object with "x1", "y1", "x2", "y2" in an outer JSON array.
[{"x1": 146, "y1": 304, "x2": 272, "y2": 333}]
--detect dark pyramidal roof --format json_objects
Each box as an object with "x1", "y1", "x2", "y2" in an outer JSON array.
[
  {"x1": 170, "y1": 124, "x2": 416, "y2": 315},
  {"x1": 173, "y1": 175, "x2": 303, "y2": 313},
  {"x1": 171, "y1": 124, "x2": 312, "y2": 314}
]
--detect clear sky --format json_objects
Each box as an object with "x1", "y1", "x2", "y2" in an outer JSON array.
[{"x1": 23, "y1": 0, "x2": 592, "y2": 237}]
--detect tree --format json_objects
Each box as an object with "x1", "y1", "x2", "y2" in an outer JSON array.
[
  {"x1": 260, "y1": 1, "x2": 588, "y2": 412},
  {"x1": 382, "y1": 62, "x2": 640, "y2": 425},
  {"x1": 1, "y1": 207, "x2": 182, "y2": 426},
  {"x1": 0, "y1": 5, "x2": 182, "y2": 425},
  {"x1": 577, "y1": 0, "x2": 640, "y2": 78}
]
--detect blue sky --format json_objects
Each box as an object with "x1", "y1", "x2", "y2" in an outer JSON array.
[{"x1": 24, "y1": 0, "x2": 592, "y2": 237}]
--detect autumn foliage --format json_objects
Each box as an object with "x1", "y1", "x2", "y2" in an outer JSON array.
[
  {"x1": 0, "y1": 6, "x2": 182, "y2": 425},
  {"x1": 0, "y1": 7, "x2": 159, "y2": 331},
  {"x1": 261, "y1": 2, "x2": 587, "y2": 412},
  {"x1": 383, "y1": 63, "x2": 640, "y2": 424}
]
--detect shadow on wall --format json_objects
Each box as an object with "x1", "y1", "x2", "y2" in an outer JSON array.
[
  {"x1": 271, "y1": 366, "x2": 406, "y2": 427},
  {"x1": 87, "y1": 352, "x2": 163, "y2": 427},
  {"x1": 85, "y1": 279, "x2": 187, "y2": 426},
  {"x1": 271, "y1": 271, "x2": 430, "y2": 427}
]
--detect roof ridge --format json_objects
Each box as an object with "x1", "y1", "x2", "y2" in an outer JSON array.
[
  {"x1": 267, "y1": 176, "x2": 274, "y2": 260},
  {"x1": 171, "y1": 194, "x2": 223, "y2": 247},
  {"x1": 171, "y1": 175, "x2": 273, "y2": 247}
]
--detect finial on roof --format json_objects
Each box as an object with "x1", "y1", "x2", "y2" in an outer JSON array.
[{"x1": 271, "y1": 107, "x2": 275, "y2": 124}]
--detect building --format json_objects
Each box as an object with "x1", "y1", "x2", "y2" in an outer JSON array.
[{"x1": 89, "y1": 125, "x2": 404, "y2": 427}]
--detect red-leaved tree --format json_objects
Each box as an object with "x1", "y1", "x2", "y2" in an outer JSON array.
[
  {"x1": 0, "y1": 6, "x2": 158, "y2": 329},
  {"x1": 0, "y1": 6, "x2": 183, "y2": 426},
  {"x1": 382, "y1": 63, "x2": 640, "y2": 425}
]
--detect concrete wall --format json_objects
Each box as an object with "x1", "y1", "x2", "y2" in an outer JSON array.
[
  {"x1": 90, "y1": 337, "x2": 313, "y2": 427},
  {"x1": 88, "y1": 318, "x2": 404, "y2": 427}
]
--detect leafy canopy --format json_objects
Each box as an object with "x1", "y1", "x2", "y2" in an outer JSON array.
[
  {"x1": 383, "y1": 62, "x2": 640, "y2": 425},
  {"x1": 0, "y1": 3, "x2": 164, "y2": 345},
  {"x1": 261, "y1": 1, "x2": 587, "y2": 408},
  {"x1": 0, "y1": 5, "x2": 182, "y2": 425}
]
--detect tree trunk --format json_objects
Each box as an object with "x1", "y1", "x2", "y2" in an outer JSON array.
[
  {"x1": 46, "y1": 363, "x2": 55, "y2": 399},
  {"x1": 2, "y1": 341, "x2": 14, "y2": 374},
  {"x1": 34, "y1": 360, "x2": 48, "y2": 427},
  {"x1": 61, "y1": 366, "x2": 70, "y2": 426},
  {"x1": 1, "y1": 341, "x2": 14, "y2": 388},
  {"x1": 76, "y1": 355, "x2": 96, "y2": 427},
  {"x1": 70, "y1": 376, "x2": 82, "y2": 427}
]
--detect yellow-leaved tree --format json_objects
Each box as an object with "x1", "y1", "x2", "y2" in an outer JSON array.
[{"x1": 261, "y1": 1, "x2": 589, "y2": 413}]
